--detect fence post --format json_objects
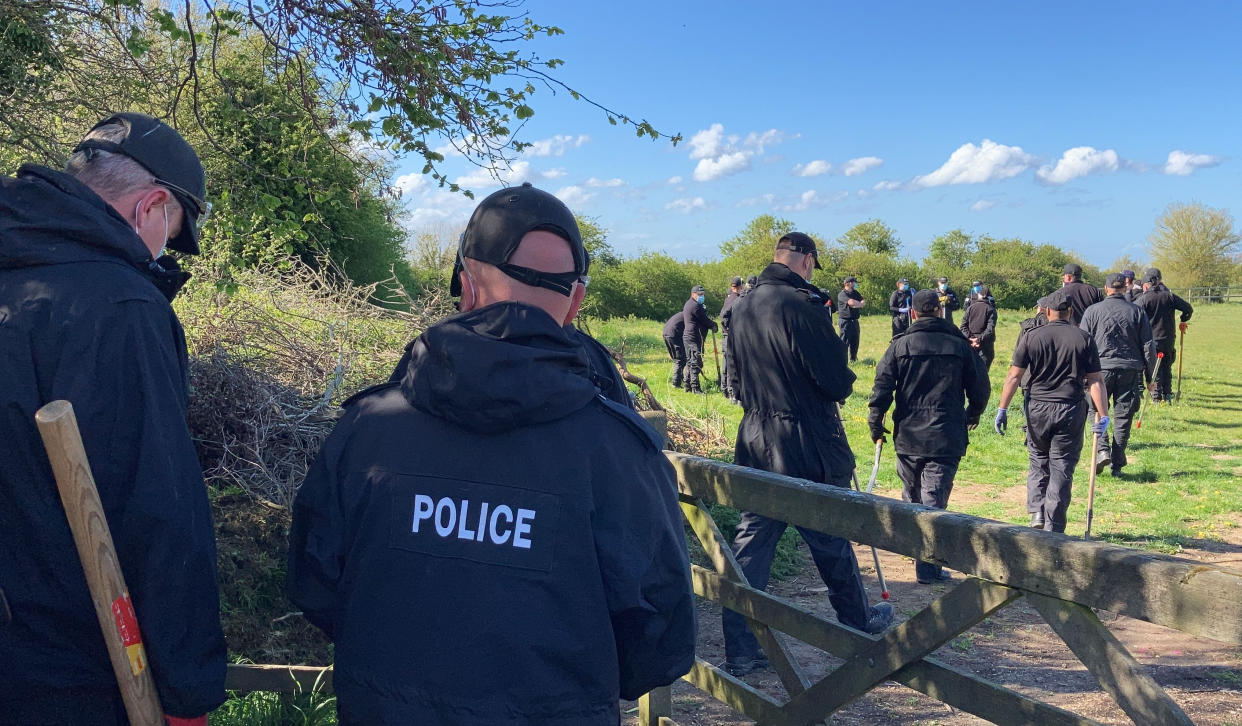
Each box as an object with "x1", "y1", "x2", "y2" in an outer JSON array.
[{"x1": 638, "y1": 686, "x2": 672, "y2": 726}]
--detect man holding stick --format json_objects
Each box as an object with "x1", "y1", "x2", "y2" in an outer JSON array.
[
  {"x1": 0, "y1": 114, "x2": 225, "y2": 722},
  {"x1": 995, "y1": 289, "x2": 1109, "y2": 532},
  {"x1": 868, "y1": 290, "x2": 991, "y2": 584},
  {"x1": 1136, "y1": 268, "x2": 1193, "y2": 404}
]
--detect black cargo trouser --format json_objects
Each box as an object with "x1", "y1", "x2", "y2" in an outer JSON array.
[
  {"x1": 978, "y1": 340, "x2": 995, "y2": 371},
  {"x1": 720, "y1": 334, "x2": 732, "y2": 396},
  {"x1": 1024, "y1": 398, "x2": 1087, "y2": 533},
  {"x1": 1149, "y1": 343, "x2": 1176, "y2": 399},
  {"x1": 896, "y1": 454, "x2": 960, "y2": 581},
  {"x1": 663, "y1": 335, "x2": 686, "y2": 387},
  {"x1": 1090, "y1": 367, "x2": 1142, "y2": 467},
  {"x1": 684, "y1": 339, "x2": 704, "y2": 390},
  {"x1": 839, "y1": 318, "x2": 860, "y2": 361},
  {"x1": 723, "y1": 508, "x2": 871, "y2": 660},
  {"x1": 891, "y1": 314, "x2": 909, "y2": 338}
]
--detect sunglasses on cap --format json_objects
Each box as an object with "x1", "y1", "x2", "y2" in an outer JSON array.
[{"x1": 156, "y1": 178, "x2": 211, "y2": 229}]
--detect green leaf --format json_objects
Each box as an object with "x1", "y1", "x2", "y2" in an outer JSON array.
[{"x1": 514, "y1": 104, "x2": 534, "y2": 120}]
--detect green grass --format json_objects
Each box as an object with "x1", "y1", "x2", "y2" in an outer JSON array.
[{"x1": 586, "y1": 305, "x2": 1242, "y2": 550}]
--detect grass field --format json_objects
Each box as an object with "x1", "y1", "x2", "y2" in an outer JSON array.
[{"x1": 585, "y1": 304, "x2": 1242, "y2": 552}]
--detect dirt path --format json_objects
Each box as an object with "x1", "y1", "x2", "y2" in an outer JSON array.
[{"x1": 625, "y1": 537, "x2": 1242, "y2": 725}]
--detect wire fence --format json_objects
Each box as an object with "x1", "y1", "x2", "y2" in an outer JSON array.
[{"x1": 1181, "y1": 286, "x2": 1242, "y2": 303}]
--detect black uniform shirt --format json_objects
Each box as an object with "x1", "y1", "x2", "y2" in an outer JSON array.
[
  {"x1": 1061, "y1": 281, "x2": 1104, "y2": 326},
  {"x1": 1012, "y1": 319, "x2": 1101, "y2": 403},
  {"x1": 662, "y1": 311, "x2": 684, "y2": 339},
  {"x1": 838, "y1": 288, "x2": 864, "y2": 321}
]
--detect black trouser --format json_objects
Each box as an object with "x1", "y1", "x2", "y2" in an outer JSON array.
[
  {"x1": 839, "y1": 318, "x2": 860, "y2": 361},
  {"x1": 684, "y1": 339, "x2": 704, "y2": 391},
  {"x1": 720, "y1": 333, "x2": 731, "y2": 396},
  {"x1": 978, "y1": 340, "x2": 995, "y2": 371},
  {"x1": 896, "y1": 454, "x2": 959, "y2": 581},
  {"x1": 1024, "y1": 398, "x2": 1087, "y2": 533},
  {"x1": 0, "y1": 690, "x2": 128, "y2": 725},
  {"x1": 891, "y1": 314, "x2": 909, "y2": 338},
  {"x1": 663, "y1": 335, "x2": 686, "y2": 387},
  {"x1": 1090, "y1": 367, "x2": 1142, "y2": 468},
  {"x1": 1149, "y1": 343, "x2": 1176, "y2": 400},
  {"x1": 723, "y1": 509, "x2": 870, "y2": 659}
]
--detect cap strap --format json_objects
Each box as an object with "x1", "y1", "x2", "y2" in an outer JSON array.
[{"x1": 497, "y1": 263, "x2": 580, "y2": 296}]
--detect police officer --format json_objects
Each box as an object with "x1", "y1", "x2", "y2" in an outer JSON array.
[
  {"x1": 889, "y1": 277, "x2": 914, "y2": 337},
  {"x1": 838, "y1": 276, "x2": 866, "y2": 362},
  {"x1": 935, "y1": 276, "x2": 960, "y2": 324},
  {"x1": 1121, "y1": 269, "x2": 1140, "y2": 302},
  {"x1": 868, "y1": 290, "x2": 990, "y2": 583},
  {"x1": 1079, "y1": 273, "x2": 1156, "y2": 476},
  {"x1": 1136, "y1": 268, "x2": 1193, "y2": 403},
  {"x1": 1059, "y1": 262, "x2": 1104, "y2": 326},
  {"x1": 721, "y1": 231, "x2": 893, "y2": 676},
  {"x1": 964, "y1": 280, "x2": 984, "y2": 312},
  {"x1": 662, "y1": 310, "x2": 686, "y2": 388},
  {"x1": 719, "y1": 276, "x2": 743, "y2": 398},
  {"x1": 960, "y1": 284, "x2": 998, "y2": 370},
  {"x1": 288, "y1": 184, "x2": 695, "y2": 723},
  {"x1": 995, "y1": 289, "x2": 1110, "y2": 532},
  {"x1": 0, "y1": 113, "x2": 225, "y2": 723},
  {"x1": 682, "y1": 284, "x2": 718, "y2": 393}
]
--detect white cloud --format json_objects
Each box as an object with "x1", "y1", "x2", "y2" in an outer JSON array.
[
  {"x1": 667, "y1": 175, "x2": 683, "y2": 184},
  {"x1": 401, "y1": 190, "x2": 476, "y2": 229},
  {"x1": 688, "y1": 124, "x2": 727, "y2": 160},
  {"x1": 666, "y1": 196, "x2": 707, "y2": 214},
  {"x1": 793, "y1": 160, "x2": 832, "y2": 177},
  {"x1": 738, "y1": 193, "x2": 776, "y2": 207},
  {"x1": 1035, "y1": 146, "x2": 1120, "y2": 185},
  {"x1": 779, "y1": 189, "x2": 848, "y2": 212},
  {"x1": 555, "y1": 185, "x2": 594, "y2": 207},
  {"x1": 694, "y1": 151, "x2": 751, "y2": 182},
  {"x1": 687, "y1": 123, "x2": 788, "y2": 182},
  {"x1": 393, "y1": 172, "x2": 427, "y2": 197},
  {"x1": 913, "y1": 139, "x2": 1036, "y2": 187},
  {"x1": 1163, "y1": 150, "x2": 1222, "y2": 176},
  {"x1": 970, "y1": 200, "x2": 997, "y2": 212},
  {"x1": 542, "y1": 168, "x2": 568, "y2": 179},
  {"x1": 525, "y1": 134, "x2": 590, "y2": 157},
  {"x1": 454, "y1": 160, "x2": 573, "y2": 189},
  {"x1": 586, "y1": 177, "x2": 625, "y2": 188},
  {"x1": 873, "y1": 180, "x2": 902, "y2": 191},
  {"x1": 842, "y1": 156, "x2": 884, "y2": 177}
]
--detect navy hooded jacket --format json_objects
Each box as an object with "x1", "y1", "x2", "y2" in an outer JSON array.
[
  {"x1": 288, "y1": 301, "x2": 695, "y2": 725},
  {"x1": 0, "y1": 165, "x2": 226, "y2": 716}
]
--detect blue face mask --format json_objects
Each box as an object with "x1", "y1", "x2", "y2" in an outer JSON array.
[{"x1": 696, "y1": 294, "x2": 705, "y2": 304}]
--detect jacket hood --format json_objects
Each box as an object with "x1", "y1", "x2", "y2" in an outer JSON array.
[
  {"x1": 402, "y1": 301, "x2": 599, "y2": 433},
  {"x1": 0, "y1": 165, "x2": 189, "y2": 299},
  {"x1": 757, "y1": 262, "x2": 832, "y2": 305},
  {"x1": 906, "y1": 315, "x2": 962, "y2": 336}
]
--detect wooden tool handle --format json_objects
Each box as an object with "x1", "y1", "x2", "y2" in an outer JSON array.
[{"x1": 35, "y1": 400, "x2": 165, "y2": 725}]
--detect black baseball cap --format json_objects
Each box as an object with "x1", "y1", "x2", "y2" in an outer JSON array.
[
  {"x1": 450, "y1": 183, "x2": 587, "y2": 297},
  {"x1": 937, "y1": 276, "x2": 949, "y2": 284},
  {"x1": 1063, "y1": 263, "x2": 1083, "y2": 276},
  {"x1": 1144, "y1": 267, "x2": 1162, "y2": 283},
  {"x1": 1105, "y1": 273, "x2": 1127, "y2": 289},
  {"x1": 972, "y1": 280, "x2": 983, "y2": 287},
  {"x1": 691, "y1": 285, "x2": 705, "y2": 294},
  {"x1": 775, "y1": 232, "x2": 822, "y2": 269},
  {"x1": 73, "y1": 112, "x2": 207, "y2": 255},
  {"x1": 912, "y1": 289, "x2": 941, "y2": 314},
  {"x1": 731, "y1": 276, "x2": 743, "y2": 287},
  {"x1": 843, "y1": 275, "x2": 857, "y2": 284},
  {"x1": 746, "y1": 274, "x2": 758, "y2": 286},
  {"x1": 1121, "y1": 269, "x2": 1135, "y2": 279},
  {"x1": 1043, "y1": 289, "x2": 1072, "y2": 311},
  {"x1": 897, "y1": 277, "x2": 908, "y2": 284}
]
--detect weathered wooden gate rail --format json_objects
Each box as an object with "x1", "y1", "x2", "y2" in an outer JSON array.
[
  {"x1": 226, "y1": 449, "x2": 1242, "y2": 726},
  {"x1": 660, "y1": 452, "x2": 1242, "y2": 726}
]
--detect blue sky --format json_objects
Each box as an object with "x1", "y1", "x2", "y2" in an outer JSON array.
[{"x1": 393, "y1": 1, "x2": 1240, "y2": 267}]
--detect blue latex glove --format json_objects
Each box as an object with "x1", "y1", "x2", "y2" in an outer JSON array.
[
  {"x1": 1092, "y1": 415, "x2": 1110, "y2": 435},
  {"x1": 994, "y1": 408, "x2": 1008, "y2": 435},
  {"x1": 898, "y1": 307, "x2": 909, "y2": 313}
]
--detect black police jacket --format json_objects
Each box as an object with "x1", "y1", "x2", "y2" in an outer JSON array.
[
  {"x1": 1061, "y1": 280, "x2": 1104, "y2": 326},
  {"x1": 661, "y1": 310, "x2": 683, "y2": 339},
  {"x1": 719, "y1": 291, "x2": 740, "y2": 334},
  {"x1": 725, "y1": 263, "x2": 856, "y2": 484},
  {"x1": 868, "y1": 317, "x2": 990, "y2": 458},
  {"x1": 1137, "y1": 283, "x2": 1193, "y2": 349},
  {"x1": 0, "y1": 166, "x2": 226, "y2": 716},
  {"x1": 959, "y1": 297, "x2": 997, "y2": 344},
  {"x1": 681, "y1": 296, "x2": 716, "y2": 346},
  {"x1": 1078, "y1": 294, "x2": 1155, "y2": 372},
  {"x1": 288, "y1": 302, "x2": 695, "y2": 724}
]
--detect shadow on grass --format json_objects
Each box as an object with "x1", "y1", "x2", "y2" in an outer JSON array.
[
  {"x1": 1110, "y1": 468, "x2": 1159, "y2": 483},
  {"x1": 1097, "y1": 531, "x2": 1242, "y2": 555}
]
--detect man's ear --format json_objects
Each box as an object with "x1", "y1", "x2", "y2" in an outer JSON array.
[
  {"x1": 563, "y1": 281, "x2": 587, "y2": 326},
  {"x1": 458, "y1": 269, "x2": 476, "y2": 312}
]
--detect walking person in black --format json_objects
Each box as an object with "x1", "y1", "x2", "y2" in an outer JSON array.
[
  {"x1": 719, "y1": 277, "x2": 743, "y2": 399},
  {"x1": 935, "y1": 277, "x2": 960, "y2": 325},
  {"x1": 662, "y1": 311, "x2": 686, "y2": 388},
  {"x1": 995, "y1": 289, "x2": 1110, "y2": 532},
  {"x1": 960, "y1": 284, "x2": 998, "y2": 370},
  {"x1": 838, "y1": 276, "x2": 865, "y2": 362},
  {"x1": 1121, "y1": 269, "x2": 1140, "y2": 303},
  {"x1": 681, "y1": 284, "x2": 718, "y2": 393},
  {"x1": 888, "y1": 277, "x2": 914, "y2": 337},
  {"x1": 868, "y1": 290, "x2": 990, "y2": 584},
  {"x1": 1136, "y1": 268, "x2": 1193, "y2": 403},
  {"x1": 1079, "y1": 273, "x2": 1156, "y2": 476},
  {"x1": 1059, "y1": 262, "x2": 1104, "y2": 326},
  {"x1": 721, "y1": 231, "x2": 893, "y2": 676}
]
